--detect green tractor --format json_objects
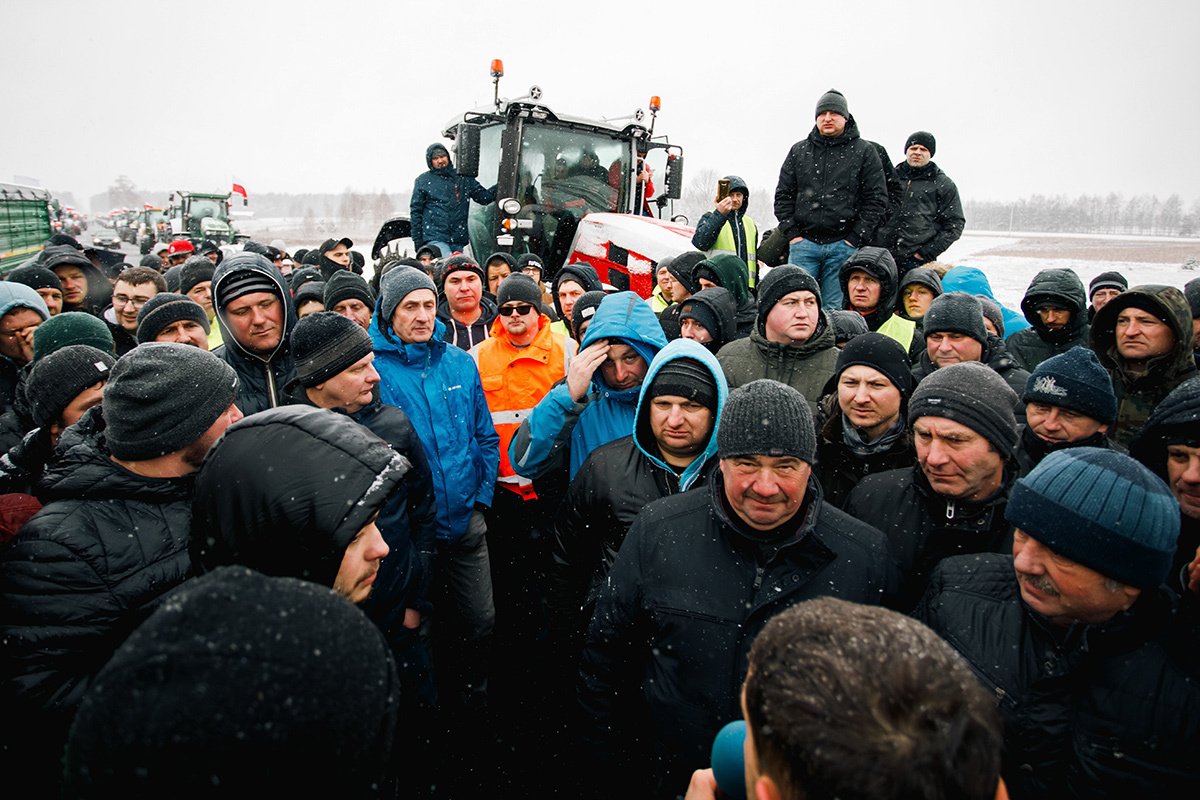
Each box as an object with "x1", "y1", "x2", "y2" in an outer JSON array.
[
  {"x1": 167, "y1": 191, "x2": 238, "y2": 246},
  {"x1": 137, "y1": 206, "x2": 169, "y2": 254},
  {"x1": 0, "y1": 183, "x2": 52, "y2": 273}
]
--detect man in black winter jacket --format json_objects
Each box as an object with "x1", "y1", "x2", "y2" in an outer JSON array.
[
  {"x1": 0, "y1": 344, "x2": 241, "y2": 788},
  {"x1": 846, "y1": 361, "x2": 1020, "y2": 610},
  {"x1": 915, "y1": 447, "x2": 1200, "y2": 798},
  {"x1": 877, "y1": 131, "x2": 965, "y2": 274},
  {"x1": 774, "y1": 89, "x2": 889, "y2": 309},
  {"x1": 579, "y1": 379, "x2": 890, "y2": 795},
  {"x1": 211, "y1": 252, "x2": 297, "y2": 415},
  {"x1": 1006, "y1": 268, "x2": 1090, "y2": 372}
]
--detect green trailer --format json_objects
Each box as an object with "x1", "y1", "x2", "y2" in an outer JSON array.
[{"x1": 0, "y1": 183, "x2": 51, "y2": 273}]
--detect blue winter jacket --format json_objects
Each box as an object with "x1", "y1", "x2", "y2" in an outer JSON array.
[
  {"x1": 940, "y1": 266, "x2": 1030, "y2": 340},
  {"x1": 410, "y1": 143, "x2": 497, "y2": 249},
  {"x1": 370, "y1": 313, "x2": 499, "y2": 542},
  {"x1": 510, "y1": 291, "x2": 667, "y2": 480}
]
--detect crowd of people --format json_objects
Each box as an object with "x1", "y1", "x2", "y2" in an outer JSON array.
[{"x1": 1, "y1": 86, "x2": 1198, "y2": 799}]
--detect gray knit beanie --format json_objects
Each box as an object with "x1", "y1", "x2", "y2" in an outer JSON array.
[
  {"x1": 815, "y1": 88, "x2": 849, "y2": 119},
  {"x1": 290, "y1": 312, "x2": 373, "y2": 389},
  {"x1": 976, "y1": 296, "x2": 1005, "y2": 338},
  {"x1": 496, "y1": 273, "x2": 543, "y2": 309},
  {"x1": 27, "y1": 345, "x2": 116, "y2": 429},
  {"x1": 908, "y1": 361, "x2": 1019, "y2": 454},
  {"x1": 923, "y1": 292, "x2": 988, "y2": 346},
  {"x1": 718, "y1": 379, "x2": 816, "y2": 464},
  {"x1": 379, "y1": 266, "x2": 436, "y2": 330},
  {"x1": 104, "y1": 343, "x2": 238, "y2": 460}
]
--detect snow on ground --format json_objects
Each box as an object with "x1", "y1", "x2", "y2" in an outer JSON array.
[{"x1": 939, "y1": 233, "x2": 1200, "y2": 309}]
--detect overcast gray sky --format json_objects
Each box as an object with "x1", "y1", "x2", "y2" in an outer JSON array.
[{"x1": 4, "y1": 0, "x2": 1197, "y2": 207}]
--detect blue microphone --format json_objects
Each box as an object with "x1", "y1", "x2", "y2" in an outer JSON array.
[{"x1": 711, "y1": 719, "x2": 747, "y2": 800}]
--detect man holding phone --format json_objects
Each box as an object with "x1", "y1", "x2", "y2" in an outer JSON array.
[
  {"x1": 691, "y1": 175, "x2": 760, "y2": 288},
  {"x1": 774, "y1": 89, "x2": 889, "y2": 309}
]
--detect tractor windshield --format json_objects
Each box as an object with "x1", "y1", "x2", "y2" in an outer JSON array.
[{"x1": 188, "y1": 197, "x2": 228, "y2": 222}]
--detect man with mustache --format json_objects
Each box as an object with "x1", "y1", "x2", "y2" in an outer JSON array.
[
  {"x1": 916, "y1": 447, "x2": 1199, "y2": 797},
  {"x1": 846, "y1": 361, "x2": 1020, "y2": 610}
]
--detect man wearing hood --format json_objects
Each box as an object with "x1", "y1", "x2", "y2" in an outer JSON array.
[
  {"x1": 1090, "y1": 284, "x2": 1196, "y2": 448},
  {"x1": 0, "y1": 283, "x2": 49, "y2": 412},
  {"x1": 579, "y1": 379, "x2": 890, "y2": 794},
  {"x1": 41, "y1": 245, "x2": 110, "y2": 317},
  {"x1": 877, "y1": 132, "x2": 965, "y2": 274},
  {"x1": 774, "y1": 89, "x2": 889, "y2": 309},
  {"x1": 411, "y1": 142, "x2": 497, "y2": 257},
  {"x1": 838, "y1": 246, "x2": 915, "y2": 350},
  {"x1": 1006, "y1": 268, "x2": 1090, "y2": 371},
  {"x1": 549, "y1": 339, "x2": 727, "y2": 651},
  {"x1": 437, "y1": 254, "x2": 497, "y2": 351},
  {"x1": 691, "y1": 175, "x2": 759, "y2": 286},
  {"x1": 370, "y1": 265, "x2": 499, "y2": 719},
  {"x1": 692, "y1": 253, "x2": 756, "y2": 337},
  {"x1": 510, "y1": 291, "x2": 667, "y2": 482},
  {"x1": 716, "y1": 265, "x2": 839, "y2": 410},
  {"x1": 211, "y1": 252, "x2": 297, "y2": 415},
  {"x1": 677, "y1": 286, "x2": 737, "y2": 353}
]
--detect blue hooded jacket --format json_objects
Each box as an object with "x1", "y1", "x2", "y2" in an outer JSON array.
[
  {"x1": 410, "y1": 143, "x2": 497, "y2": 249},
  {"x1": 370, "y1": 311, "x2": 499, "y2": 542},
  {"x1": 632, "y1": 339, "x2": 727, "y2": 491},
  {"x1": 940, "y1": 266, "x2": 1030, "y2": 339},
  {"x1": 510, "y1": 291, "x2": 668, "y2": 480}
]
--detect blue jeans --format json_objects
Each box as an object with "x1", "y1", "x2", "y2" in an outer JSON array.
[
  {"x1": 788, "y1": 238, "x2": 856, "y2": 309},
  {"x1": 425, "y1": 240, "x2": 465, "y2": 259}
]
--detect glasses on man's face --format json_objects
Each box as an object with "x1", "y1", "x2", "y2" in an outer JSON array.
[
  {"x1": 113, "y1": 295, "x2": 151, "y2": 310},
  {"x1": 499, "y1": 303, "x2": 535, "y2": 317}
]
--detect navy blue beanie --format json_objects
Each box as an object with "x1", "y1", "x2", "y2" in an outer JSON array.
[
  {"x1": 1006, "y1": 448, "x2": 1178, "y2": 589},
  {"x1": 1023, "y1": 346, "x2": 1117, "y2": 425}
]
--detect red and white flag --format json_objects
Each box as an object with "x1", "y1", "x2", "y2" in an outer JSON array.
[{"x1": 232, "y1": 182, "x2": 248, "y2": 205}]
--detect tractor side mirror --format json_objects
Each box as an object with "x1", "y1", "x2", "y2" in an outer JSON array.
[
  {"x1": 664, "y1": 154, "x2": 684, "y2": 200},
  {"x1": 457, "y1": 124, "x2": 481, "y2": 178}
]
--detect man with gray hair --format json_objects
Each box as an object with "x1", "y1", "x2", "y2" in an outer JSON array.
[{"x1": 580, "y1": 379, "x2": 891, "y2": 795}]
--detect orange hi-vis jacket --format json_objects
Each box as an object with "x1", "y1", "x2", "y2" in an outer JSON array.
[{"x1": 473, "y1": 315, "x2": 577, "y2": 500}]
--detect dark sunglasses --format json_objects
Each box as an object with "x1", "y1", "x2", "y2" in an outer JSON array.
[{"x1": 500, "y1": 303, "x2": 535, "y2": 317}]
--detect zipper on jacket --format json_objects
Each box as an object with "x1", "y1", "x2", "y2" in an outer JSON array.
[
  {"x1": 945, "y1": 499, "x2": 955, "y2": 520},
  {"x1": 752, "y1": 565, "x2": 765, "y2": 594},
  {"x1": 266, "y1": 363, "x2": 278, "y2": 408}
]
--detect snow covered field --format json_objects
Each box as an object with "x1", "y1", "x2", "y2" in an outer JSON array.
[{"x1": 939, "y1": 232, "x2": 1199, "y2": 309}]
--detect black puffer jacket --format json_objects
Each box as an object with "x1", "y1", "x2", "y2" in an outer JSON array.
[
  {"x1": 915, "y1": 555, "x2": 1200, "y2": 798},
  {"x1": 845, "y1": 463, "x2": 1014, "y2": 611},
  {"x1": 813, "y1": 393, "x2": 914, "y2": 509},
  {"x1": 773, "y1": 117, "x2": 889, "y2": 246},
  {"x1": 878, "y1": 161, "x2": 965, "y2": 263},
  {"x1": 0, "y1": 405, "x2": 194, "y2": 771},
  {"x1": 1090, "y1": 285, "x2": 1197, "y2": 448},
  {"x1": 211, "y1": 253, "x2": 297, "y2": 416},
  {"x1": 1006, "y1": 268, "x2": 1090, "y2": 372},
  {"x1": 579, "y1": 474, "x2": 891, "y2": 794}
]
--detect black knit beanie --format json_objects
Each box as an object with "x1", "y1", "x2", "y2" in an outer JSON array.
[
  {"x1": 136, "y1": 293, "x2": 211, "y2": 343},
  {"x1": 496, "y1": 273, "x2": 543, "y2": 309},
  {"x1": 648, "y1": 357, "x2": 718, "y2": 413},
  {"x1": 572, "y1": 290, "x2": 607, "y2": 337},
  {"x1": 664, "y1": 251, "x2": 706, "y2": 295},
  {"x1": 718, "y1": 379, "x2": 816, "y2": 464},
  {"x1": 293, "y1": 280, "x2": 326, "y2": 310},
  {"x1": 63, "y1": 566, "x2": 399, "y2": 797},
  {"x1": 178, "y1": 255, "x2": 215, "y2": 296},
  {"x1": 218, "y1": 270, "x2": 279, "y2": 308},
  {"x1": 977, "y1": 296, "x2": 1006, "y2": 338},
  {"x1": 908, "y1": 361, "x2": 1018, "y2": 454},
  {"x1": 290, "y1": 312, "x2": 374, "y2": 389},
  {"x1": 290, "y1": 266, "x2": 323, "y2": 294},
  {"x1": 104, "y1": 343, "x2": 238, "y2": 460},
  {"x1": 815, "y1": 88, "x2": 849, "y2": 119},
  {"x1": 905, "y1": 131, "x2": 937, "y2": 157},
  {"x1": 7, "y1": 264, "x2": 62, "y2": 293},
  {"x1": 757, "y1": 265, "x2": 822, "y2": 335},
  {"x1": 679, "y1": 299, "x2": 721, "y2": 341},
  {"x1": 323, "y1": 270, "x2": 375, "y2": 310},
  {"x1": 27, "y1": 345, "x2": 115, "y2": 428},
  {"x1": 1023, "y1": 346, "x2": 1116, "y2": 424},
  {"x1": 1006, "y1": 448, "x2": 1177, "y2": 588},
  {"x1": 923, "y1": 292, "x2": 988, "y2": 346},
  {"x1": 835, "y1": 332, "x2": 913, "y2": 399}
]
